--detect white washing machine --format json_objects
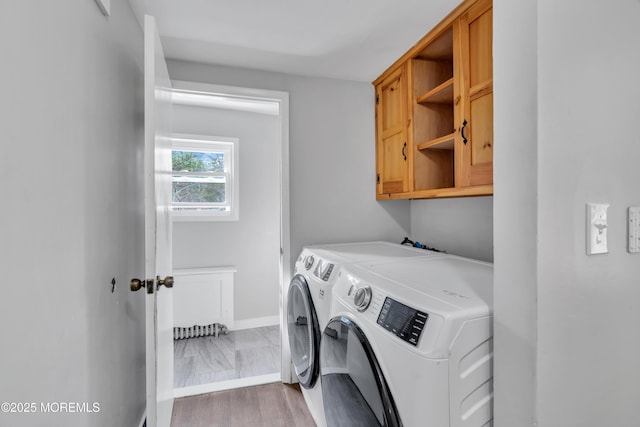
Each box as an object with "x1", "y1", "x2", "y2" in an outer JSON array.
[
  {"x1": 286, "y1": 242, "x2": 437, "y2": 427},
  {"x1": 319, "y1": 255, "x2": 493, "y2": 427}
]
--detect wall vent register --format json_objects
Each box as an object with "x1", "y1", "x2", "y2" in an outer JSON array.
[{"x1": 377, "y1": 297, "x2": 428, "y2": 346}]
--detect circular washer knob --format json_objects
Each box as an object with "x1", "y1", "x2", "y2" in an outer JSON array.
[
  {"x1": 354, "y1": 286, "x2": 372, "y2": 312},
  {"x1": 304, "y1": 256, "x2": 314, "y2": 270}
]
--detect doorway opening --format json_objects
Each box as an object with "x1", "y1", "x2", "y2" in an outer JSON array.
[{"x1": 167, "y1": 81, "x2": 291, "y2": 398}]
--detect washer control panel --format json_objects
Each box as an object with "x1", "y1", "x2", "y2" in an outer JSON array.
[
  {"x1": 353, "y1": 286, "x2": 372, "y2": 312},
  {"x1": 313, "y1": 259, "x2": 335, "y2": 281},
  {"x1": 377, "y1": 297, "x2": 428, "y2": 346},
  {"x1": 304, "y1": 255, "x2": 315, "y2": 270}
]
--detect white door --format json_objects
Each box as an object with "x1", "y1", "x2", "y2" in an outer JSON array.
[{"x1": 135, "y1": 15, "x2": 174, "y2": 427}]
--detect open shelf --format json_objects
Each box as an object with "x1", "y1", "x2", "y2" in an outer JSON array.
[
  {"x1": 416, "y1": 78, "x2": 454, "y2": 105},
  {"x1": 415, "y1": 27, "x2": 453, "y2": 61},
  {"x1": 410, "y1": 24, "x2": 456, "y2": 193},
  {"x1": 417, "y1": 132, "x2": 455, "y2": 151}
]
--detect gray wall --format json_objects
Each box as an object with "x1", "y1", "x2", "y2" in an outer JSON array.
[
  {"x1": 0, "y1": 1, "x2": 146, "y2": 426},
  {"x1": 495, "y1": 0, "x2": 640, "y2": 426},
  {"x1": 171, "y1": 104, "x2": 281, "y2": 321},
  {"x1": 537, "y1": 0, "x2": 640, "y2": 424},
  {"x1": 411, "y1": 197, "x2": 493, "y2": 262},
  {"x1": 493, "y1": 0, "x2": 538, "y2": 424},
  {"x1": 167, "y1": 60, "x2": 412, "y2": 274}
]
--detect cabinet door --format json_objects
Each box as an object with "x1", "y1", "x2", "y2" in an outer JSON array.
[
  {"x1": 376, "y1": 65, "x2": 410, "y2": 196},
  {"x1": 456, "y1": 0, "x2": 493, "y2": 187}
]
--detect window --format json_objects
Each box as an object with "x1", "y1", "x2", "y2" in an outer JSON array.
[{"x1": 171, "y1": 134, "x2": 239, "y2": 221}]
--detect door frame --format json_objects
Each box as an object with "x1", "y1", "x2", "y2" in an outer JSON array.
[{"x1": 170, "y1": 80, "x2": 292, "y2": 384}]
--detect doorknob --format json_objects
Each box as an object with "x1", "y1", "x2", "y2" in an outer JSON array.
[
  {"x1": 130, "y1": 276, "x2": 174, "y2": 293},
  {"x1": 130, "y1": 278, "x2": 152, "y2": 293},
  {"x1": 157, "y1": 276, "x2": 174, "y2": 289}
]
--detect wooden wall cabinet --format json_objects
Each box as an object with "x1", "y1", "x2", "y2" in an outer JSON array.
[
  {"x1": 374, "y1": 0, "x2": 493, "y2": 200},
  {"x1": 375, "y1": 65, "x2": 409, "y2": 196}
]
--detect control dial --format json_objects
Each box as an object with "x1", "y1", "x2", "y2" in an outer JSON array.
[
  {"x1": 353, "y1": 286, "x2": 372, "y2": 312},
  {"x1": 304, "y1": 256, "x2": 314, "y2": 270}
]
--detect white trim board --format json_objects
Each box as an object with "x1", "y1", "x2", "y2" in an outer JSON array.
[
  {"x1": 231, "y1": 315, "x2": 279, "y2": 331},
  {"x1": 174, "y1": 373, "x2": 281, "y2": 399},
  {"x1": 173, "y1": 266, "x2": 237, "y2": 275}
]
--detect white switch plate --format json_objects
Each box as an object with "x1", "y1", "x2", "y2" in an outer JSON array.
[
  {"x1": 628, "y1": 207, "x2": 640, "y2": 253},
  {"x1": 586, "y1": 203, "x2": 609, "y2": 255},
  {"x1": 94, "y1": 0, "x2": 110, "y2": 16}
]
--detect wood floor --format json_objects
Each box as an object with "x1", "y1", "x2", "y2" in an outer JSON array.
[{"x1": 171, "y1": 382, "x2": 315, "y2": 427}]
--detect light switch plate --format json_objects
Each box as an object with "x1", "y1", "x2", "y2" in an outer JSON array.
[
  {"x1": 586, "y1": 203, "x2": 609, "y2": 255},
  {"x1": 94, "y1": 0, "x2": 110, "y2": 16},
  {"x1": 628, "y1": 207, "x2": 640, "y2": 253}
]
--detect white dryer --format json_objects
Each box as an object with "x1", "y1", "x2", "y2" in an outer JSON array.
[
  {"x1": 287, "y1": 242, "x2": 436, "y2": 427},
  {"x1": 319, "y1": 255, "x2": 493, "y2": 427}
]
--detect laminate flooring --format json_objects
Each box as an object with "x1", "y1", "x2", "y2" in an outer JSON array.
[
  {"x1": 174, "y1": 325, "x2": 281, "y2": 388},
  {"x1": 171, "y1": 382, "x2": 315, "y2": 427}
]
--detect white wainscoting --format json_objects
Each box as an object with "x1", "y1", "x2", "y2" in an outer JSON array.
[
  {"x1": 231, "y1": 315, "x2": 280, "y2": 331},
  {"x1": 173, "y1": 267, "x2": 236, "y2": 330}
]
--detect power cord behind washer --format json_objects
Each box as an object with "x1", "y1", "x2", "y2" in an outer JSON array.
[{"x1": 400, "y1": 237, "x2": 445, "y2": 253}]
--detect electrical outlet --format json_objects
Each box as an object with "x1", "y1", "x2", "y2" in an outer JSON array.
[
  {"x1": 586, "y1": 203, "x2": 609, "y2": 255},
  {"x1": 629, "y1": 207, "x2": 640, "y2": 253}
]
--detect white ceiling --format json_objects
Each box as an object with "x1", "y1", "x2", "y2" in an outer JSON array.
[{"x1": 127, "y1": 0, "x2": 459, "y2": 82}]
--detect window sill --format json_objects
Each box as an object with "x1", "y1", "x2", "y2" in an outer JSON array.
[{"x1": 171, "y1": 213, "x2": 239, "y2": 222}]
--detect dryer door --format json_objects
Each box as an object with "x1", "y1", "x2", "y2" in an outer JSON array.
[
  {"x1": 287, "y1": 274, "x2": 321, "y2": 389},
  {"x1": 320, "y1": 316, "x2": 401, "y2": 427}
]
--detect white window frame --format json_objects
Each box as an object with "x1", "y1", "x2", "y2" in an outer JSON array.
[{"x1": 170, "y1": 133, "x2": 239, "y2": 221}]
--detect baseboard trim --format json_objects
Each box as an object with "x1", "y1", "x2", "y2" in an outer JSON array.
[
  {"x1": 231, "y1": 315, "x2": 279, "y2": 331},
  {"x1": 174, "y1": 373, "x2": 281, "y2": 398}
]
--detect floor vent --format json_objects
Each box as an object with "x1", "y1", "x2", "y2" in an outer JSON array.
[{"x1": 173, "y1": 323, "x2": 229, "y2": 340}]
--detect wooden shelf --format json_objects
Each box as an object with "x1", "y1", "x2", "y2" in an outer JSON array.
[
  {"x1": 417, "y1": 133, "x2": 455, "y2": 151},
  {"x1": 416, "y1": 78, "x2": 454, "y2": 105},
  {"x1": 415, "y1": 27, "x2": 454, "y2": 61},
  {"x1": 377, "y1": 185, "x2": 494, "y2": 201}
]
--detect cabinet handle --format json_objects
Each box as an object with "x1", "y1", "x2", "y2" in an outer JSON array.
[
  {"x1": 402, "y1": 142, "x2": 407, "y2": 161},
  {"x1": 461, "y1": 120, "x2": 468, "y2": 145}
]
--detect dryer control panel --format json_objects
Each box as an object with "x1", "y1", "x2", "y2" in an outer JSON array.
[{"x1": 377, "y1": 297, "x2": 428, "y2": 346}]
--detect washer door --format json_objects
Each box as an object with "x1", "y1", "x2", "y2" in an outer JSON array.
[
  {"x1": 287, "y1": 274, "x2": 321, "y2": 389},
  {"x1": 320, "y1": 316, "x2": 401, "y2": 427}
]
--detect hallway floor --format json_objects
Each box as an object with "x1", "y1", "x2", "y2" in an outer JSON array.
[{"x1": 173, "y1": 325, "x2": 280, "y2": 388}]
